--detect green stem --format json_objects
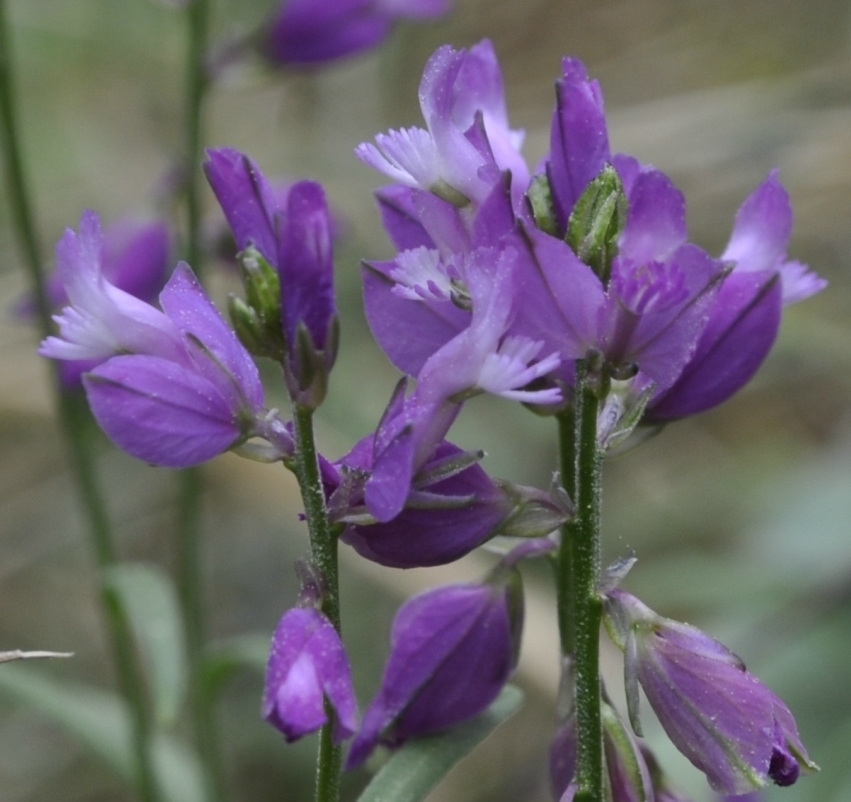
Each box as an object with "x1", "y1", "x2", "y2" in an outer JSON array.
[
  {"x1": 178, "y1": 4, "x2": 227, "y2": 801},
  {"x1": 185, "y1": 0, "x2": 210, "y2": 271},
  {"x1": 559, "y1": 362, "x2": 605, "y2": 802},
  {"x1": 291, "y1": 405, "x2": 342, "y2": 802},
  {"x1": 555, "y1": 406, "x2": 577, "y2": 657},
  {"x1": 0, "y1": 6, "x2": 160, "y2": 801}
]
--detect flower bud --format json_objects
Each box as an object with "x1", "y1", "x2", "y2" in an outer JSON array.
[
  {"x1": 345, "y1": 568, "x2": 523, "y2": 768},
  {"x1": 604, "y1": 589, "x2": 817, "y2": 795},
  {"x1": 566, "y1": 164, "x2": 627, "y2": 284},
  {"x1": 263, "y1": 607, "x2": 358, "y2": 743}
]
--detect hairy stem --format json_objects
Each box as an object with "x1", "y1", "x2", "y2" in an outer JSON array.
[
  {"x1": 291, "y1": 405, "x2": 342, "y2": 802},
  {"x1": 0, "y1": 5, "x2": 160, "y2": 800},
  {"x1": 557, "y1": 362, "x2": 604, "y2": 802}
]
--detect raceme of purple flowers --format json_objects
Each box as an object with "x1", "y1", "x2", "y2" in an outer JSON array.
[{"x1": 357, "y1": 40, "x2": 825, "y2": 426}]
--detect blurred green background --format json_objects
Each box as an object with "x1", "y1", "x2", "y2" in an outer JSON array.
[{"x1": 1, "y1": 0, "x2": 850, "y2": 800}]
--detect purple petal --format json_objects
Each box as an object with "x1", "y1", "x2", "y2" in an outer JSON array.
[
  {"x1": 204, "y1": 148, "x2": 279, "y2": 263},
  {"x1": 374, "y1": 185, "x2": 436, "y2": 251},
  {"x1": 722, "y1": 170, "x2": 791, "y2": 276},
  {"x1": 548, "y1": 57, "x2": 611, "y2": 229},
  {"x1": 264, "y1": 607, "x2": 358, "y2": 743},
  {"x1": 343, "y1": 442, "x2": 511, "y2": 567},
  {"x1": 346, "y1": 583, "x2": 512, "y2": 768},
  {"x1": 619, "y1": 168, "x2": 688, "y2": 265},
  {"x1": 84, "y1": 355, "x2": 244, "y2": 468},
  {"x1": 362, "y1": 261, "x2": 469, "y2": 376},
  {"x1": 42, "y1": 211, "x2": 182, "y2": 363},
  {"x1": 510, "y1": 226, "x2": 604, "y2": 363},
  {"x1": 604, "y1": 245, "x2": 723, "y2": 393},
  {"x1": 278, "y1": 181, "x2": 337, "y2": 353},
  {"x1": 159, "y1": 263, "x2": 264, "y2": 411},
  {"x1": 647, "y1": 271, "x2": 782, "y2": 420},
  {"x1": 636, "y1": 629, "x2": 773, "y2": 793},
  {"x1": 418, "y1": 45, "x2": 498, "y2": 204}
]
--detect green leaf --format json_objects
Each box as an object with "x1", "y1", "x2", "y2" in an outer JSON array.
[
  {"x1": 104, "y1": 562, "x2": 187, "y2": 728},
  {"x1": 0, "y1": 664, "x2": 205, "y2": 802},
  {"x1": 356, "y1": 685, "x2": 524, "y2": 802}
]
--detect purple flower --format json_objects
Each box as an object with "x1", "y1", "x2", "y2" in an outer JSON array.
[
  {"x1": 604, "y1": 590, "x2": 817, "y2": 795},
  {"x1": 39, "y1": 211, "x2": 275, "y2": 468},
  {"x1": 264, "y1": 607, "x2": 358, "y2": 743},
  {"x1": 264, "y1": 0, "x2": 449, "y2": 67},
  {"x1": 19, "y1": 216, "x2": 171, "y2": 390},
  {"x1": 345, "y1": 568, "x2": 523, "y2": 769},
  {"x1": 40, "y1": 211, "x2": 184, "y2": 364},
  {"x1": 361, "y1": 248, "x2": 561, "y2": 522},
  {"x1": 356, "y1": 40, "x2": 525, "y2": 208},
  {"x1": 204, "y1": 149, "x2": 338, "y2": 407},
  {"x1": 645, "y1": 171, "x2": 826, "y2": 420},
  {"x1": 327, "y1": 438, "x2": 568, "y2": 568}
]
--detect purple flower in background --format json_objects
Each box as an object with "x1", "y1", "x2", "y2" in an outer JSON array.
[
  {"x1": 39, "y1": 211, "x2": 276, "y2": 468},
  {"x1": 604, "y1": 589, "x2": 817, "y2": 795},
  {"x1": 345, "y1": 566, "x2": 524, "y2": 769},
  {"x1": 646, "y1": 170, "x2": 826, "y2": 420},
  {"x1": 264, "y1": 0, "x2": 449, "y2": 67},
  {"x1": 264, "y1": 606, "x2": 358, "y2": 742}
]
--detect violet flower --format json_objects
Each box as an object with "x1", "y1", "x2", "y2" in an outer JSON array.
[
  {"x1": 361, "y1": 248, "x2": 561, "y2": 522},
  {"x1": 264, "y1": 606, "x2": 358, "y2": 743},
  {"x1": 356, "y1": 40, "x2": 526, "y2": 208},
  {"x1": 646, "y1": 171, "x2": 826, "y2": 420},
  {"x1": 19, "y1": 216, "x2": 171, "y2": 390},
  {"x1": 345, "y1": 557, "x2": 527, "y2": 769},
  {"x1": 604, "y1": 589, "x2": 817, "y2": 795},
  {"x1": 38, "y1": 211, "x2": 282, "y2": 468},
  {"x1": 204, "y1": 148, "x2": 338, "y2": 408},
  {"x1": 326, "y1": 438, "x2": 569, "y2": 568},
  {"x1": 263, "y1": 0, "x2": 449, "y2": 67}
]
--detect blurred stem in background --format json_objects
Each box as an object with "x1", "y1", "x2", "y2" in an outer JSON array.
[
  {"x1": 0, "y1": 2, "x2": 162, "y2": 801},
  {"x1": 178, "y1": 2, "x2": 229, "y2": 802}
]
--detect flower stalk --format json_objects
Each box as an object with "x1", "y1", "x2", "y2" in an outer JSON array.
[
  {"x1": 557, "y1": 360, "x2": 605, "y2": 802},
  {"x1": 291, "y1": 405, "x2": 342, "y2": 802}
]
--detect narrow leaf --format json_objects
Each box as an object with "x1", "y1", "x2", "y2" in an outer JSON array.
[
  {"x1": 0, "y1": 664, "x2": 205, "y2": 802},
  {"x1": 105, "y1": 562, "x2": 187, "y2": 727},
  {"x1": 356, "y1": 685, "x2": 524, "y2": 802}
]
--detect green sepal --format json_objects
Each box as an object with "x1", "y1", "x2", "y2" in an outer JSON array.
[
  {"x1": 230, "y1": 246, "x2": 285, "y2": 361},
  {"x1": 527, "y1": 173, "x2": 561, "y2": 237},
  {"x1": 566, "y1": 164, "x2": 627, "y2": 284}
]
